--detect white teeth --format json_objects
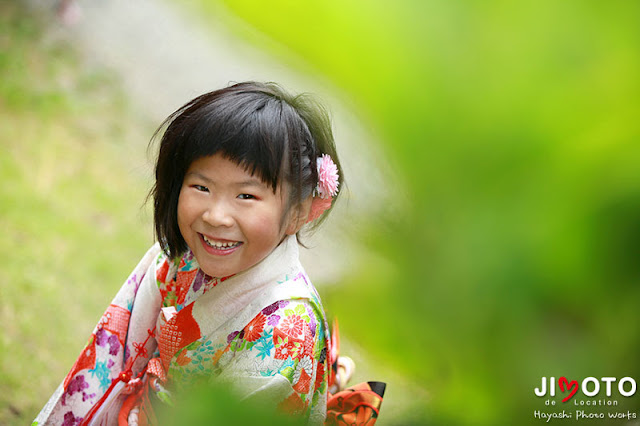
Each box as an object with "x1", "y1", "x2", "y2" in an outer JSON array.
[{"x1": 202, "y1": 235, "x2": 240, "y2": 249}]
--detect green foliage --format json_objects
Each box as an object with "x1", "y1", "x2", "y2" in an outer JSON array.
[
  {"x1": 198, "y1": 0, "x2": 640, "y2": 423},
  {"x1": 159, "y1": 379, "x2": 304, "y2": 425}
]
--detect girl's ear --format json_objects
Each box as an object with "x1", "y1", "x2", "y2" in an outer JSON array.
[{"x1": 285, "y1": 196, "x2": 313, "y2": 235}]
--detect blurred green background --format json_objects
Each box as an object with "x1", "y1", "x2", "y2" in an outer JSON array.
[
  {"x1": 2, "y1": 1, "x2": 640, "y2": 424},
  {"x1": 1, "y1": 2, "x2": 155, "y2": 423}
]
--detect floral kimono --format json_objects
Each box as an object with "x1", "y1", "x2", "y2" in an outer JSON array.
[{"x1": 35, "y1": 235, "x2": 330, "y2": 425}]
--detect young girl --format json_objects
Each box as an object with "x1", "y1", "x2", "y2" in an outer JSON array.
[{"x1": 34, "y1": 82, "x2": 383, "y2": 426}]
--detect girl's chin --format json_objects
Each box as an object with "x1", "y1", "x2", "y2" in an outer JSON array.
[
  {"x1": 199, "y1": 264, "x2": 235, "y2": 279},
  {"x1": 196, "y1": 256, "x2": 247, "y2": 279}
]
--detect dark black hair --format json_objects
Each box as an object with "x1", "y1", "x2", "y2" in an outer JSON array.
[{"x1": 150, "y1": 82, "x2": 343, "y2": 258}]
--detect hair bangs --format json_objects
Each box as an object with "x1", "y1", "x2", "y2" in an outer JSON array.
[{"x1": 184, "y1": 93, "x2": 288, "y2": 192}]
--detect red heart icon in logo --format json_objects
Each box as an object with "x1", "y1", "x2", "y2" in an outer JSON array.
[{"x1": 558, "y1": 377, "x2": 578, "y2": 402}]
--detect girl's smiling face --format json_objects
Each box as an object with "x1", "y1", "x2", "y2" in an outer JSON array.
[{"x1": 177, "y1": 154, "x2": 300, "y2": 278}]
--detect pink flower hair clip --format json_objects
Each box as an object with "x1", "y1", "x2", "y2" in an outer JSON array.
[{"x1": 306, "y1": 154, "x2": 340, "y2": 223}]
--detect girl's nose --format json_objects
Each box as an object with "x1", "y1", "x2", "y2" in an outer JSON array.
[{"x1": 202, "y1": 202, "x2": 234, "y2": 227}]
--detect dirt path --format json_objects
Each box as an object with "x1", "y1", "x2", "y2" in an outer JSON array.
[{"x1": 27, "y1": 0, "x2": 386, "y2": 284}]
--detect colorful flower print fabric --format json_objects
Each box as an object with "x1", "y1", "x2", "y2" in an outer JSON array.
[
  {"x1": 34, "y1": 235, "x2": 330, "y2": 425},
  {"x1": 166, "y1": 298, "x2": 329, "y2": 418}
]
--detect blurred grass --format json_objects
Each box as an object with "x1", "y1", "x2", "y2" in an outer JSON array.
[
  {"x1": 0, "y1": 3, "x2": 154, "y2": 424},
  {"x1": 191, "y1": 0, "x2": 640, "y2": 424}
]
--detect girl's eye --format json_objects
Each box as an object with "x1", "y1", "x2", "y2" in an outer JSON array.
[
  {"x1": 193, "y1": 185, "x2": 209, "y2": 192},
  {"x1": 237, "y1": 194, "x2": 256, "y2": 200}
]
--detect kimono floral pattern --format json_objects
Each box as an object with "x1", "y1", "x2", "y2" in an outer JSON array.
[
  {"x1": 151, "y1": 243, "x2": 330, "y2": 421},
  {"x1": 164, "y1": 287, "x2": 329, "y2": 418},
  {"x1": 34, "y1": 245, "x2": 163, "y2": 425},
  {"x1": 35, "y1": 236, "x2": 331, "y2": 425}
]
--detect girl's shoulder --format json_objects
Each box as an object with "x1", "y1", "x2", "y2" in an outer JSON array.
[
  {"x1": 261, "y1": 298, "x2": 324, "y2": 324},
  {"x1": 261, "y1": 298, "x2": 325, "y2": 337},
  {"x1": 227, "y1": 298, "x2": 328, "y2": 359}
]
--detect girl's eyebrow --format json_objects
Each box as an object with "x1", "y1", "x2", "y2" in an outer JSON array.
[
  {"x1": 185, "y1": 171, "x2": 213, "y2": 184},
  {"x1": 236, "y1": 178, "x2": 265, "y2": 187}
]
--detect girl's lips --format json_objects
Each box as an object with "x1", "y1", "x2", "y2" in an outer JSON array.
[{"x1": 199, "y1": 234, "x2": 243, "y2": 256}]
